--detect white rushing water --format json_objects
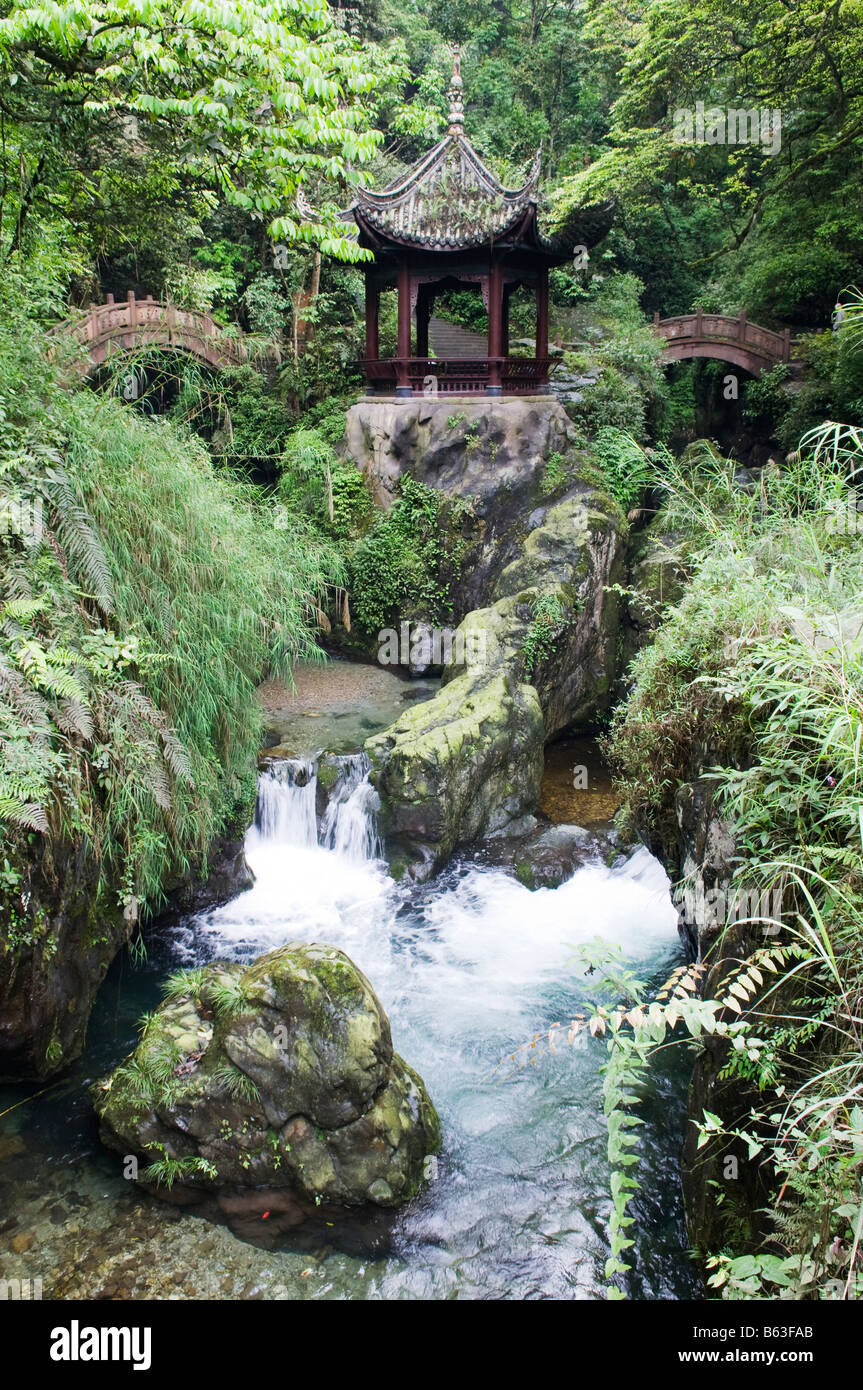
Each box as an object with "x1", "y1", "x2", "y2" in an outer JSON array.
[
  {"x1": 177, "y1": 756, "x2": 689, "y2": 1298},
  {"x1": 319, "y1": 753, "x2": 384, "y2": 861}
]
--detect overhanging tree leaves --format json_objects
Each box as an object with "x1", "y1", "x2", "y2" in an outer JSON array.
[
  {"x1": 0, "y1": 0, "x2": 398, "y2": 259},
  {"x1": 551, "y1": 0, "x2": 863, "y2": 320}
]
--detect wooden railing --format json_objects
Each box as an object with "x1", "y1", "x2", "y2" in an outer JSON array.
[
  {"x1": 64, "y1": 293, "x2": 248, "y2": 369},
  {"x1": 361, "y1": 357, "x2": 552, "y2": 396}
]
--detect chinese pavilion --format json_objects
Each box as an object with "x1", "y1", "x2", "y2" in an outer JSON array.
[{"x1": 344, "y1": 49, "x2": 605, "y2": 398}]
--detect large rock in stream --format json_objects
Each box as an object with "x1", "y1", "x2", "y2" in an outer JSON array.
[
  {"x1": 345, "y1": 399, "x2": 627, "y2": 875},
  {"x1": 92, "y1": 943, "x2": 441, "y2": 1216}
]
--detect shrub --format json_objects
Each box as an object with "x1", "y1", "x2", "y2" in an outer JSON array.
[
  {"x1": 278, "y1": 427, "x2": 372, "y2": 542},
  {"x1": 588, "y1": 427, "x2": 656, "y2": 512},
  {"x1": 349, "y1": 476, "x2": 470, "y2": 635},
  {"x1": 521, "y1": 593, "x2": 568, "y2": 677}
]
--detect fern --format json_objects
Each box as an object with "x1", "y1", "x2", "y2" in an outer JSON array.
[
  {"x1": 161, "y1": 967, "x2": 209, "y2": 1005},
  {"x1": 0, "y1": 795, "x2": 48, "y2": 830},
  {"x1": 0, "y1": 280, "x2": 340, "y2": 949},
  {"x1": 207, "y1": 976, "x2": 248, "y2": 1018},
  {"x1": 41, "y1": 465, "x2": 115, "y2": 615}
]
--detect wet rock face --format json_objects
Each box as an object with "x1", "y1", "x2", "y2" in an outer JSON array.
[
  {"x1": 672, "y1": 777, "x2": 739, "y2": 965},
  {"x1": 166, "y1": 836, "x2": 254, "y2": 916},
  {"x1": 0, "y1": 844, "x2": 124, "y2": 1082},
  {"x1": 655, "y1": 779, "x2": 767, "y2": 1256},
  {"x1": 92, "y1": 943, "x2": 441, "y2": 1212},
  {"x1": 0, "y1": 835, "x2": 254, "y2": 1083},
  {"x1": 469, "y1": 819, "x2": 626, "y2": 889},
  {"x1": 513, "y1": 824, "x2": 623, "y2": 890},
  {"x1": 619, "y1": 518, "x2": 693, "y2": 672}
]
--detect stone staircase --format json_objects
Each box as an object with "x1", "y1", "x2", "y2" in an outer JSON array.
[{"x1": 428, "y1": 315, "x2": 488, "y2": 358}]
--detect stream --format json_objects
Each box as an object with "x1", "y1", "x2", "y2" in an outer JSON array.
[{"x1": 0, "y1": 670, "x2": 698, "y2": 1301}]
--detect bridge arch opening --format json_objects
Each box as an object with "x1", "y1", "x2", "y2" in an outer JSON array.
[
  {"x1": 663, "y1": 357, "x2": 781, "y2": 467},
  {"x1": 89, "y1": 344, "x2": 227, "y2": 418}
]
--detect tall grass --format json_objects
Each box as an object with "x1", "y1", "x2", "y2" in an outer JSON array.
[{"x1": 0, "y1": 275, "x2": 341, "y2": 918}]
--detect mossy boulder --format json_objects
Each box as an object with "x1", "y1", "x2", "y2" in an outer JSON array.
[
  {"x1": 92, "y1": 943, "x2": 441, "y2": 1211},
  {"x1": 365, "y1": 474, "x2": 626, "y2": 874},
  {"x1": 513, "y1": 824, "x2": 621, "y2": 889},
  {"x1": 368, "y1": 667, "x2": 545, "y2": 871},
  {"x1": 343, "y1": 396, "x2": 597, "y2": 620}
]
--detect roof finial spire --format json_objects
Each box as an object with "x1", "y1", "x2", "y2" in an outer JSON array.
[{"x1": 447, "y1": 43, "x2": 464, "y2": 135}]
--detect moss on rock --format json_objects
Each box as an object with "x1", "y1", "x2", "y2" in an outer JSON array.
[{"x1": 92, "y1": 943, "x2": 441, "y2": 1212}]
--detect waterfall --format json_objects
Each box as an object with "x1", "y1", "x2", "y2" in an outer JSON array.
[
  {"x1": 254, "y1": 758, "x2": 317, "y2": 848},
  {"x1": 320, "y1": 753, "x2": 383, "y2": 862},
  {"x1": 167, "y1": 754, "x2": 686, "y2": 1300},
  {"x1": 253, "y1": 754, "x2": 381, "y2": 862}
]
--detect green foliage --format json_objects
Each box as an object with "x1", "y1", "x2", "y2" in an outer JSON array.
[
  {"x1": 211, "y1": 1061, "x2": 261, "y2": 1105},
  {"x1": 569, "y1": 364, "x2": 650, "y2": 437},
  {"x1": 552, "y1": 0, "x2": 863, "y2": 326},
  {"x1": 142, "y1": 1148, "x2": 218, "y2": 1189},
  {"x1": 573, "y1": 943, "x2": 802, "y2": 1294},
  {"x1": 242, "y1": 273, "x2": 289, "y2": 340},
  {"x1": 560, "y1": 276, "x2": 668, "y2": 442},
  {"x1": 278, "y1": 427, "x2": 373, "y2": 544},
  {"x1": 743, "y1": 363, "x2": 791, "y2": 420},
  {"x1": 0, "y1": 276, "x2": 341, "y2": 927},
  {"x1": 201, "y1": 364, "x2": 298, "y2": 473},
  {"x1": 746, "y1": 327, "x2": 863, "y2": 452},
  {"x1": 603, "y1": 422, "x2": 863, "y2": 1298},
  {"x1": 587, "y1": 427, "x2": 656, "y2": 512},
  {"x1": 521, "y1": 593, "x2": 568, "y2": 678},
  {"x1": 279, "y1": 428, "x2": 337, "y2": 521},
  {"x1": 207, "y1": 975, "x2": 249, "y2": 1019},
  {"x1": 658, "y1": 362, "x2": 697, "y2": 441},
  {"x1": 540, "y1": 450, "x2": 567, "y2": 496},
  {"x1": 161, "y1": 967, "x2": 209, "y2": 1005},
  {"x1": 433, "y1": 288, "x2": 486, "y2": 334},
  {"x1": 0, "y1": 0, "x2": 392, "y2": 262}
]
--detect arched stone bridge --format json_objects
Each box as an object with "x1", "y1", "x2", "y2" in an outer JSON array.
[
  {"x1": 64, "y1": 293, "x2": 248, "y2": 369},
  {"x1": 653, "y1": 309, "x2": 794, "y2": 376}
]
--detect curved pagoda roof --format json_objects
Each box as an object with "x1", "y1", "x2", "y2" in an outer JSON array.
[
  {"x1": 351, "y1": 135, "x2": 544, "y2": 251},
  {"x1": 346, "y1": 48, "x2": 576, "y2": 258}
]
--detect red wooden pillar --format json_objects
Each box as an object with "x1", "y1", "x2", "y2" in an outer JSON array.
[
  {"x1": 502, "y1": 286, "x2": 510, "y2": 358},
  {"x1": 535, "y1": 268, "x2": 549, "y2": 386},
  {"x1": 364, "y1": 277, "x2": 379, "y2": 363},
  {"x1": 487, "y1": 261, "x2": 503, "y2": 396},
  {"x1": 396, "y1": 260, "x2": 412, "y2": 396},
  {"x1": 416, "y1": 287, "x2": 431, "y2": 358}
]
